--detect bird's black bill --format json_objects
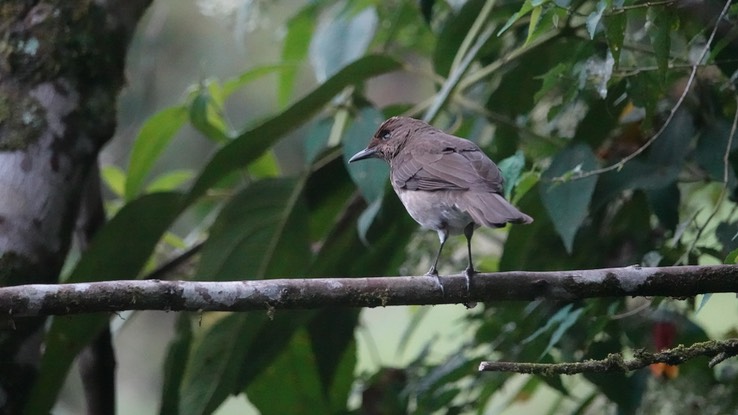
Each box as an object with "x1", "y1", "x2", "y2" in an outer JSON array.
[{"x1": 348, "y1": 148, "x2": 378, "y2": 163}]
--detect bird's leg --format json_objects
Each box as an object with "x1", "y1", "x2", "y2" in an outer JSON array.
[
  {"x1": 463, "y1": 223, "x2": 477, "y2": 294},
  {"x1": 427, "y1": 229, "x2": 448, "y2": 295}
]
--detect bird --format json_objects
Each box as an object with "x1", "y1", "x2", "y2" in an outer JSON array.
[{"x1": 348, "y1": 116, "x2": 532, "y2": 293}]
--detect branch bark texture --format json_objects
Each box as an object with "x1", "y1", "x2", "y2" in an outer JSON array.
[{"x1": 2, "y1": 264, "x2": 736, "y2": 316}]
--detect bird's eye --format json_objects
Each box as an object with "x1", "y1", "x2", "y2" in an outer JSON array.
[{"x1": 379, "y1": 129, "x2": 391, "y2": 140}]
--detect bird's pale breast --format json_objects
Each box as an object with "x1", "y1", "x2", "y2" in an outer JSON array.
[{"x1": 396, "y1": 188, "x2": 474, "y2": 235}]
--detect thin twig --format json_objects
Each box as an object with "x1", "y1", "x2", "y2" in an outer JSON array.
[{"x1": 479, "y1": 339, "x2": 738, "y2": 374}]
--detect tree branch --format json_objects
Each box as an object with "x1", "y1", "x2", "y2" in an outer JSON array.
[
  {"x1": 478, "y1": 339, "x2": 738, "y2": 374},
  {"x1": 1, "y1": 265, "x2": 736, "y2": 317}
]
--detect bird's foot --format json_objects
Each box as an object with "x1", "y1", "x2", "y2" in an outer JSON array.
[
  {"x1": 425, "y1": 267, "x2": 445, "y2": 296},
  {"x1": 463, "y1": 267, "x2": 477, "y2": 309}
]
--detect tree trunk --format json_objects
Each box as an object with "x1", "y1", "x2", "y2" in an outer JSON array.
[{"x1": 0, "y1": 1, "x2": 151, "y2": 413}]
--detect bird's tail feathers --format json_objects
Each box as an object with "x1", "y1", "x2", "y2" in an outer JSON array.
[{"x1": 458, "y1": 192, "x2": 533, "y2": 227}]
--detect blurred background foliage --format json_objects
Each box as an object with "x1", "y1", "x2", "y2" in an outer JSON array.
[{"x1": 40, "y1": 0, "x2": 738, "y2": 414}]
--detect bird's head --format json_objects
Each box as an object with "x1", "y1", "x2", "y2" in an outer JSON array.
[{"x1": 348, "y1": 116, "x2": 431, "y2": 163}]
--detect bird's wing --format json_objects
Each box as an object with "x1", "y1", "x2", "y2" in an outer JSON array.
[{"x1": 392, "y1": 135, "x2": 504, "y2": 193}]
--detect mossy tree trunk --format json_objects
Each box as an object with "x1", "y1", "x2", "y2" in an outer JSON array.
[{"x1": 0, "y1": 1, "x2": 151, "y2": 413}]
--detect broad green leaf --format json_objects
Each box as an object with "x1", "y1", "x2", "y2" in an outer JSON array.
[
  {"x1": 159, "y1": 314, "x2": 193, "y2": 415},
  {"x1": 247, "y1": 329, "x2": 330, "y2": 415},
  {"x1": 343, "y1": 106, "x2": 388, "y2": 204},
  {"x1": 694, "y1": 117, "x2": 738, "y2": 189},
  {"x1": 526, "y1": 5, "x2": 543, "y2": 44},
  {"x1": 307, "y1": 309, "x2": 360, "y2": 401},
  {"x1": 195, "y1": 178, "x2": 310, "y2": 281},
  {"x1": 235, "y1": 312, "x2": 314, "y2": 388},
  {"x1": 179, "y1": 313, "x2": 266, "y2": 415},
  {"x1": 523, "y1": 303, "x2": 573, "y2": 345},
  {"x1": 357, "y1": 196, "x2": 383, "y2": 244},
  {"x1": 186, "y1": 55, "x2": 402, "y2": 204},
  {"x1": 308, "y1": 3, "x2": 378, "y2": 82},
  {"x1": 533, "y1": 63, "x2": 568, "y2": 102},
  {"x1": 433, "y1": 0, "x2": 486, "y2": 77},
  {"x1": 308, "y1": 185, "x2": 415, "y2": 278},
  {"x1": 303, "y1": 117, "x2": 334, "y2": 165},
  {"x1": 125, "y1": 106, "x2": 188, "y2": 200},
  {"x1": 539, "y1": 144, "x2": 598, "y2": 253},
  {"x1": 101, "y1": 164, "x2": 126, "y2": 197},
  {"x1": 247, "y1": 150, "x2": 281, "y2": 178},
  {"x1": 221, "y1": 64, "x2": 292, "y2": 98},
  {"x1": 280, "y1": 6, "x2": 316, "y2": 107},
  {"x1": 647, "y1": 7, "x2": 677, "y2": 84},
  {"x1": 179, "y1": 312, "x2": 313, "y2": 415},
  {"x1": 498, "y1": 0, "x2": 533, "y2": 36},
  {"x1": 26, "y1": 192, "x2": 184, "y2": 415},
  {"x1": 304, "y1": 156, "x2": 356, "y2": 243},
  {"x1": 585, "y1": 0, "x2": 607, "y2": 39},
  {"x1": 146, "y1": 169, "x2": 195, "y2": 193},
  {"x1": 626, "y1": 72, "x2": 661, "y2": 120},
  {"x1": 603, "y1": 11, "x2": 626, "y2": 66},
  {"x1": 498, "y1": 150, "x2": 526, "y2": 200},
  {"x1": 645, "y1": 183, "x2": 679, "y2": 231},
  {"x1": 512, "y1": 171, "x2": 539, "y2": 205},
  {"x1": 594, "y1": 160, "x2": 681, "y2": 209},
  {"x1": 725, "y1": 248, "x2": 738, "y2": 264},
  {"x1": 648, "y1": 108, "x2": 694, "y2": 166},
  {"x1": 542, "y1": 306, "x2": 584, "y2": 357}
]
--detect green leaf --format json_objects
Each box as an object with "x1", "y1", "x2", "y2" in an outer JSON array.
[
  {"x1": 308, "y1": 4, "x2": 378, "y2": 82},
  {"x1": 343, "y1": 106, "x2": 388, "y2": 203},
  {"x1": 539, "y1": 144, "x2": 599, "y2": 253},
  {"x1": 533, "y1": 63, "x2": 568, "y2": 102},
  {"x1": 433, "y1": 0, "x2": 486, "y2": 77},
  {"x1": 357, "y1": 196, "x2": 383, "y2": 244},
  {"x1": 647, "y1": 7, "x2": 676, "y2": 84},
  {"x1": 512, "y1": 171, "x2": 539, "y2": 205},
  {"x1": 304, "y1": 156, "x2": 356, "y2": 244},
  {"x1": 26, "y1": 192, "x2": 184, "y2": 415},
  {"x1": 125, "y1": 106, "x2": 188, "y2": 200},
  {"x1": 303, "y1": 117, "x2": 334, "y2": 165},
  {"x1": 498, "y1": 150, "x2": 526, "y2": 200},
  {"x1": 726, "y1": 248, "x2": 738, "y2": 264},
  {"x1": 648, "y1": 108, "x2": 694, "y2": 166},
  {"x1": 542, "y1": 306, "x2": 584, "y2": 357},
  {"x1": 526, "y1": 5, "x2": 543, "y2": 44},
  {"x1": 247, "y1": 150, "x2": 281, "y2": 178},
  {"x1": 186, "y1": 54, "x2": 402, "y2": 204},
  {"x1": 308, "y1": 309, "x2": 359, "y2": 402},
  {"x1": 146, "y1": 169, "x2": 195, "y2": 193},
  {"x1": 247, "y1": 329, "x2": 331, "y2": 415},
  {"x1": 694, "y1": 117, "x2": 738, "y2": 189},
  {"x1": 195, "y1": 178, "x2": 309, "y2": 281},
  {"x1": 179, "y1": 314, "x2": 266, "y2": 415},
  {"x1": 280, "y1": 6, "x2": 316, "y2": 107},
  {"x1": 159, "y1": 314, "x2": 193, "y2": 415},
  {"x1": 645, "y1": 183, "x2": 679, "y2": 232},
  {"x1": 498, "y1": 0, "x2": 533, "y2": 36},
  {"x1": 221, "y1": 64, "x2": 292, "y2": 98},
  {"x1": 101, "y1": 164, "x2": 126, "y2": 197},
  {"x1": 603, "y1": 11, "x2": 626, "y2": 66}
]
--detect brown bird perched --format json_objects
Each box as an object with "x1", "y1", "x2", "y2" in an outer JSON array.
[{"x1": 349, "y1": 116, "x2": 532, "y2": 292}]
